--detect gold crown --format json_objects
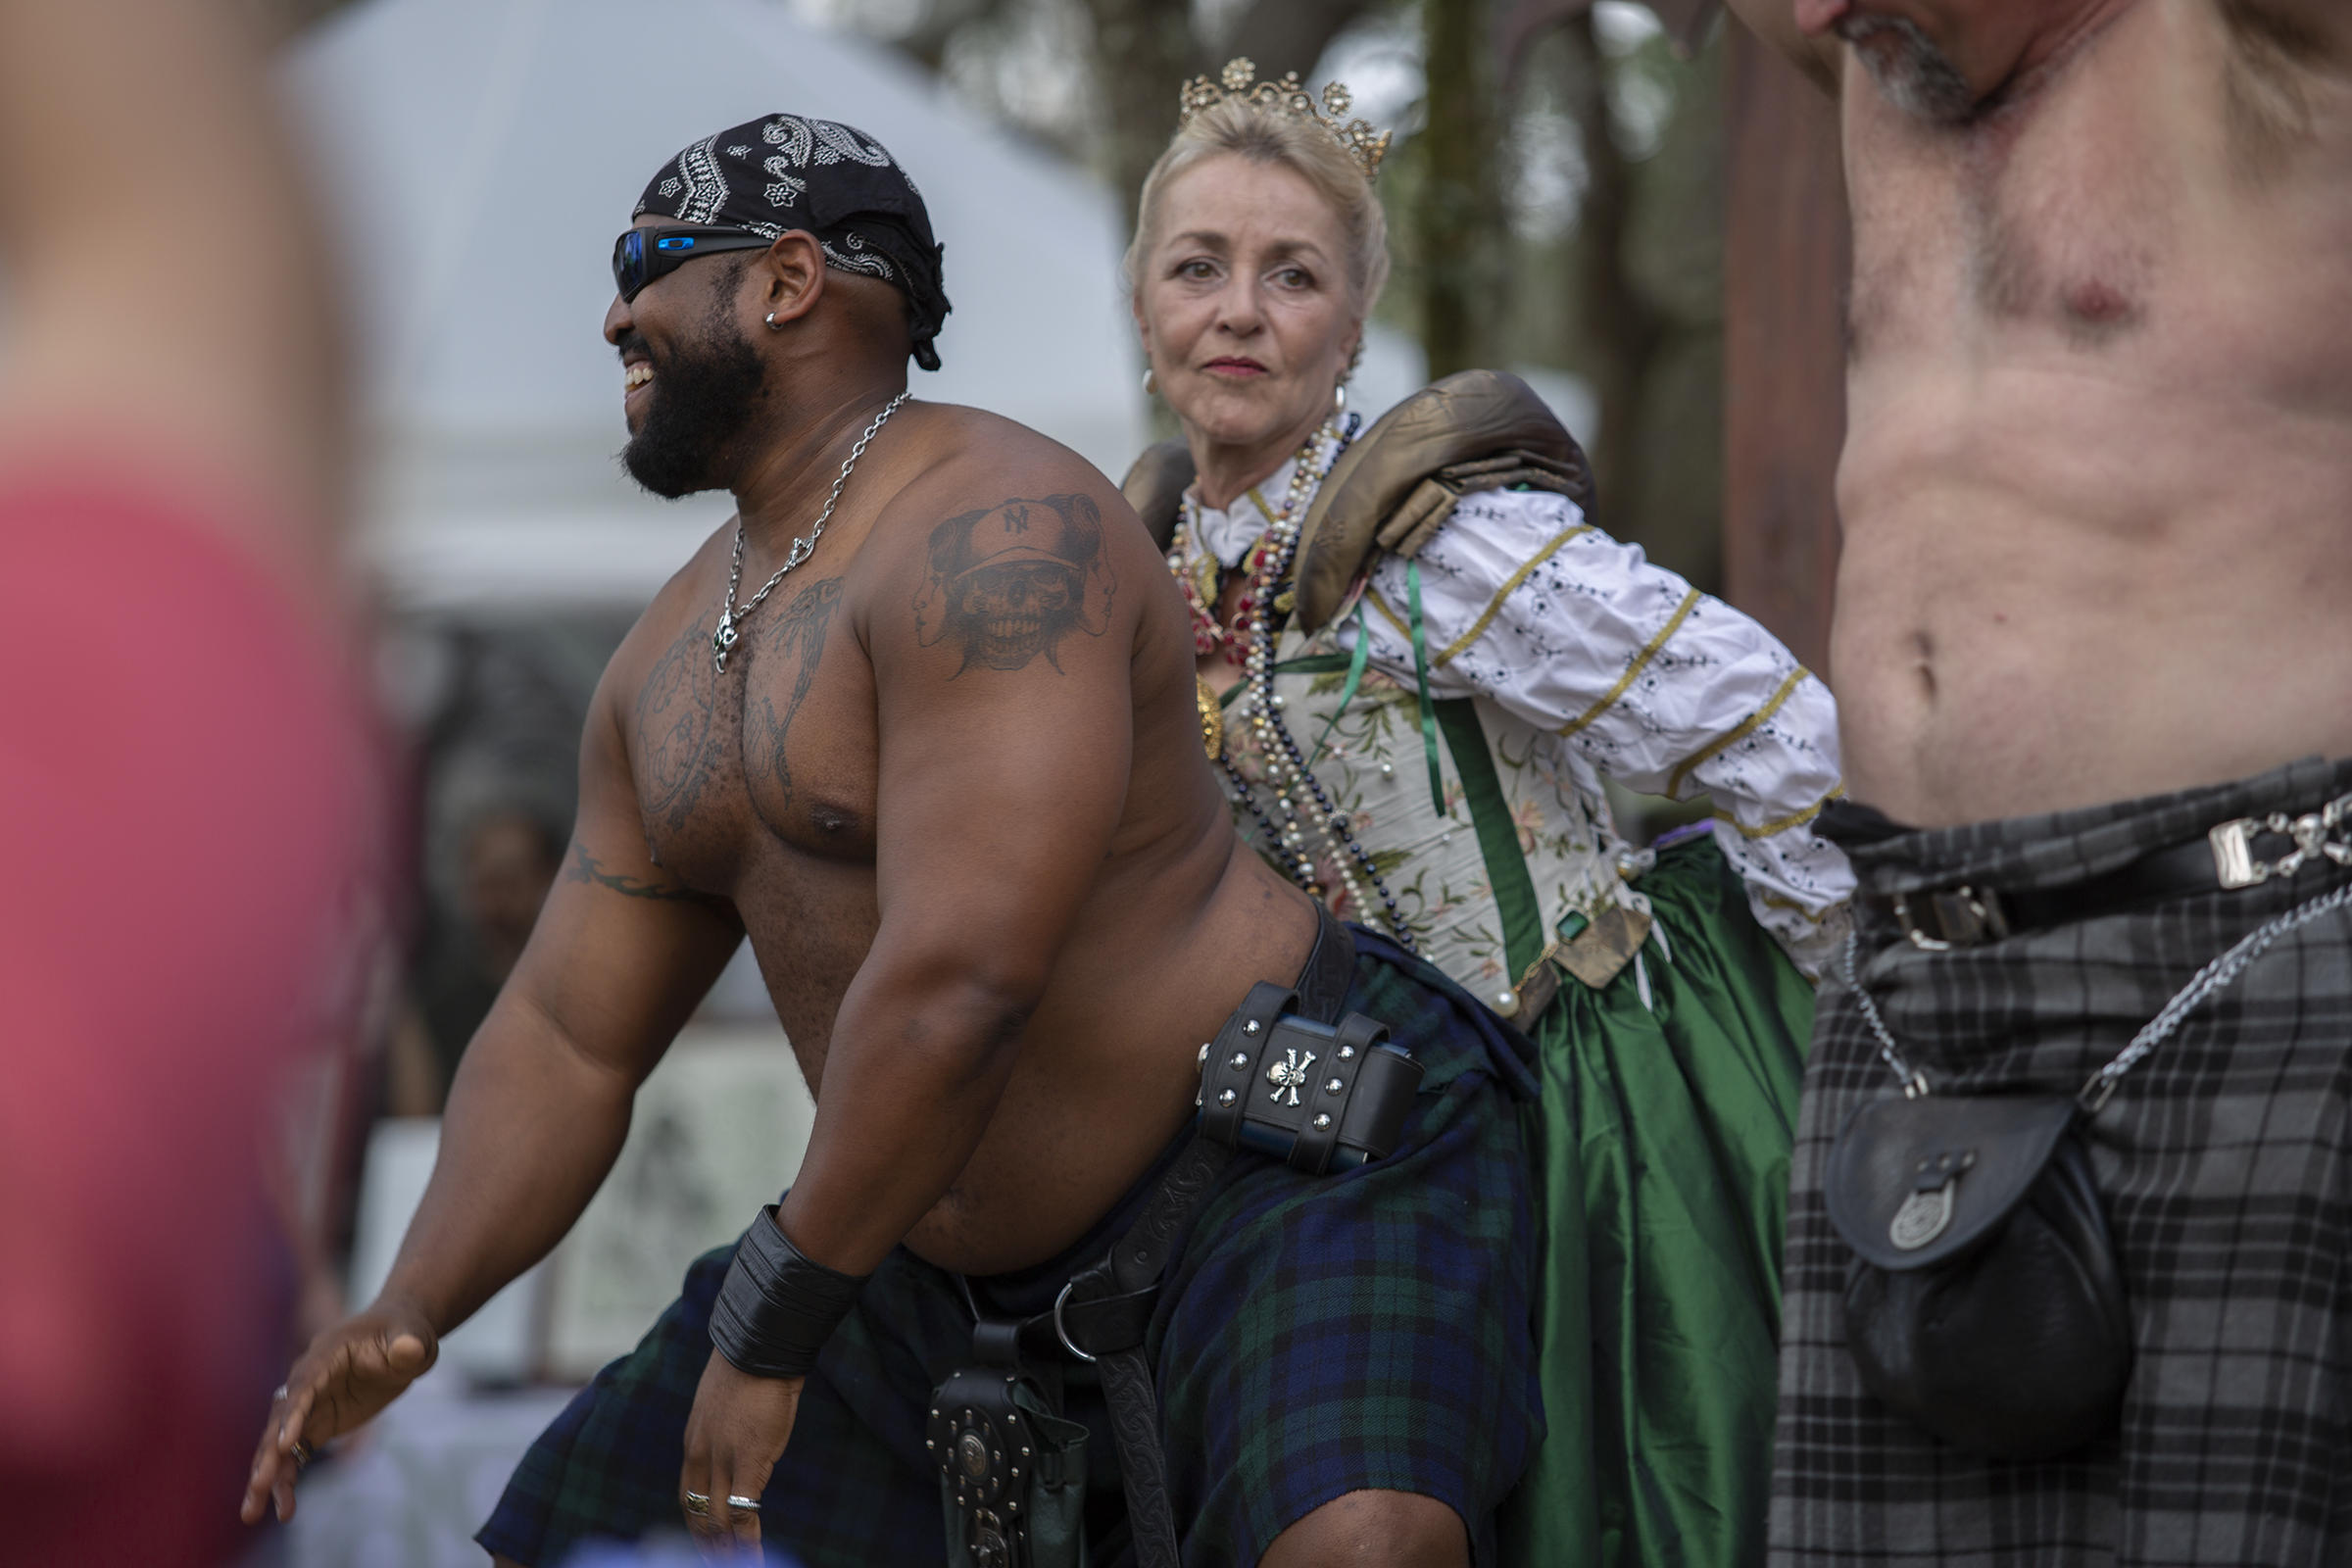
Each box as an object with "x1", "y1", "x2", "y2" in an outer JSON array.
[{"x1": 1178, "y1": 58, "x2": 1393, "y2": 178}]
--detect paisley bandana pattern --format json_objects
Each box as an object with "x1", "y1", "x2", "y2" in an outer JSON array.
[{"x1": 634, "y1": 114, "x2": 952, "y2": 370}]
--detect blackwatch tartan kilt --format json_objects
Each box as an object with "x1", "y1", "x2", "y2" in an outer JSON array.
[
  {"x1": 479, "y1": 929, "x2": 1542, "y2": 1568},
  {"x1": 1771, "y1": 756, "x2": 2352, "y2": 1567}
]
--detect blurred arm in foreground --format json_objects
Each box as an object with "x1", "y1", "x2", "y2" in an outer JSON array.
[
  {"x1": 0, "y1": 0, "x2": 347, "y2": 550},
  {"x1": 0, "y1": 2, "x2": 377, "y2": 1566}
]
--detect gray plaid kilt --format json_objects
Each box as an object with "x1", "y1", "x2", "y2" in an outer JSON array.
[{"x1": 1771, "y1": 756, "x2": 2352, "y2": 1567}]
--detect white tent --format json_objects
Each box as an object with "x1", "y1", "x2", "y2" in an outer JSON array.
[{"x1": 285, "y1": 0, "x2": 1153, "y2": 612}]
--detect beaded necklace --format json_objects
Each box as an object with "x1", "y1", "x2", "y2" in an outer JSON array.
[{"x1": 1169, "y1": 416, "x2": 1421, "y2": 955}]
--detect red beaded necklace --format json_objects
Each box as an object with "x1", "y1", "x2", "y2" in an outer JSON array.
[{"x1": 1170, "y1": 432, "x2": 1326, "y2": 667}]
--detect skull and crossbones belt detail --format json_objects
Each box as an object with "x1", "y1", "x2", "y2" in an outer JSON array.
[{"x1": 931, "y1": 905, "x2": 1422, "y2": 1568}]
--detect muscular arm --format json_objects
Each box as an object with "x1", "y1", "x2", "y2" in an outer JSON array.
[
  {"x1": 376, "y1": 682, "x2": 744, "y2": 1333},
  {"x1": 776, "y1": 483, "x2": 1136, "y2": 1277}
]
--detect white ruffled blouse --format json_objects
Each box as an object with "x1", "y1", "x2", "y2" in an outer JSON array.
[{"x1": 1185, "y1": 457, "x2": 1854, "y2": 985}]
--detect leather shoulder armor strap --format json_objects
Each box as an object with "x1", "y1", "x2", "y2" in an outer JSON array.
[
  {"x1": 1119, "y1": 438, "x2": 1196, "y2": 554},
  {"x1": 1291, "y1": 368, "x2": 1594, "y2": 632}
]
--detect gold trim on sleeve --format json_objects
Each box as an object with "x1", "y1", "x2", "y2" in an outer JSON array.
[
  {"x1": 1664, "y1": 665, "x2": 1811, "y2": 801},
  {"x1": 1362, "y1": 580, "x2": 1413, "y2": 643},
  {"x1": 1715, "y1": 782, "x2": 1846, "y2": 840},
  {"x1": 1759, "y1": 891, "x2": 1838, "y2": 924},
  {"x1": 1433, "y1": 523, "x2": 1592, "y2": 669},
  {"x1": 1556, "y1": 589, "x2": 1702, "y2": 740}
]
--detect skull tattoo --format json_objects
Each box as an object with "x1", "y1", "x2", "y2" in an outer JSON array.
[{"x1": 913, "y1": 494, "x2": 1117, "y2": 673}]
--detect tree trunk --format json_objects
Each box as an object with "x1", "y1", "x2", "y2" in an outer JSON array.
[
  {"x1": 1077, "y1": 0, "x2": 1203, "y2": 241},
  {"x1": 1560, "y1": 14, "x2": 1663, "y2": 516},
  {"x1": 1418, "y1": 0, "x2": 1506, "y2": 378},
  {"x1": 1223, "y1": 0, "x2": 1374, "y2": 83}
]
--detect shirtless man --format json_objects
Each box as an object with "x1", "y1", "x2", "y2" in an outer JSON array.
[
  {"x1": 241, "y1": 118, "x2": 1538, "y2": 1568},
  {"x1": 1721, "y1": 4, "x2": 2352, "y2": 1562}
]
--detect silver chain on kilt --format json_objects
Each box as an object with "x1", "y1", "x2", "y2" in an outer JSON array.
[{"x1": 1844, "y1": 876, "x2": 2352, "y2": 1111}]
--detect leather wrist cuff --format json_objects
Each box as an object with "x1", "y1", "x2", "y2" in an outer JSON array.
[{"x1": 709, "y1": 1205, "x2": 868, "y2": 1380}]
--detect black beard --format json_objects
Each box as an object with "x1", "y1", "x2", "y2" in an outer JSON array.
[
  {"x1": 618, "y1": 312, "x2": 769, "y2": 500},
  {"x1": 1838, "y1": 14, "x2": 1977, "y2": 125}
]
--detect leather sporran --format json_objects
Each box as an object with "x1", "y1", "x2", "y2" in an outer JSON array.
[{"x1": 1825, "y1": 1093, "x2": 2133, "y2": 1461}]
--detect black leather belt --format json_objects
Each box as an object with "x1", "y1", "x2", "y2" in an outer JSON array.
[
  {"x1": 939, "y1": 903, "x2": 1406, "y2": 1568},
  {"x1": 1865, "y1": 807, "x2": 2345, "y2": 952}
]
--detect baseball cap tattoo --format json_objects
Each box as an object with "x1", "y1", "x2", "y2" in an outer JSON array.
[{"x1": 633, "y1": 114, "x2": 952, "y2": 370}]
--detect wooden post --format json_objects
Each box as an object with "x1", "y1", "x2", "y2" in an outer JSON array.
[{"x1": 1721, "y1": 26, "x2": 1848, "y2": 681}]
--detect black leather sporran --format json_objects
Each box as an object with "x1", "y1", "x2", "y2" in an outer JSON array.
[{"x1": 1825, "y1": 1092, "x2": 2132, "y2": 1461}]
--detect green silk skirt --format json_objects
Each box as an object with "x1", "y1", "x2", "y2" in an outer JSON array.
[{"x1": 1497, "y1": 831, "x2": 1812, "y2": 1568}]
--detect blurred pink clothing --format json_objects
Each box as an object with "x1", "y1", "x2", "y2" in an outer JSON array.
[{"x1": 0, "y1": 472, "x2": 381, "y2": 1567}]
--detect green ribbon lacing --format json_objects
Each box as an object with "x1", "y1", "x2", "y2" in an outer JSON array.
[
  {"x1": 1236, "y1": 568, "x2": 1546, "y2": 986},
  {"x1": 1406, "y1": 562, "x2": 1447, "y2": 818},
  {"x1": 1304, "y1": 601, "x2": 1374, "y2": 771},
  {"x1": 1432, "y1": 698, "x2": 1546, "y2": 983}
]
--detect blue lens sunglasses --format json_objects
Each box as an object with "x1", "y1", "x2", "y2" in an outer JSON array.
[{"x1": 612, "y1": 225, "x2": 775, "y2": 302}]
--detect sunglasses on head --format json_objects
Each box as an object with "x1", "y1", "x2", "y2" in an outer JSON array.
[{"x1": 612, "y1": 225, "x2": 775, "y2": 303}]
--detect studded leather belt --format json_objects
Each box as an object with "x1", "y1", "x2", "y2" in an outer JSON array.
[
  {"x1": 1866, "y1": 794, "x2": 2352, "y2": 953},
  {"x1": 935, "y1": 903, "x2": 1415, "y2": 1568}
]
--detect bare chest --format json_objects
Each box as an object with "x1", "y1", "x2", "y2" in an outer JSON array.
[
  {"x1": 628, "y1": 575, "x2": 881, "y2": 892},
  {"x1": 1843, "y1": 6, "x2": 2352, "y2": 387}
]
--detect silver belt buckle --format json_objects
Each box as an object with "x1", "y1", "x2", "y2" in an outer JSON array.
[
  {"x1": 1892, "y1": 886, "x2": 2010, "y2": 952},
  {"x1": 2208, "y1": 817, "x2": 2266, "y2": 890}
]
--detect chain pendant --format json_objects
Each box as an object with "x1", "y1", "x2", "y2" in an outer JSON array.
[{"x1": 708, "y1": 390, "x2": 909, "y2": 676}]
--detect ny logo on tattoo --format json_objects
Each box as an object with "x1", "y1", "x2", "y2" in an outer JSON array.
[
  {"x1": 913, "y1": 494, "x2": 1116, "y2": 673},
  {"x1": 1265, "y1": 1047, "x2": 1317, "y2": 1107}
]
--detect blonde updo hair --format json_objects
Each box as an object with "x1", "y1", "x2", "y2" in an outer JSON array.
[{"x1": 1122, "y1": 95, "x2": 1391, "y2": 318}]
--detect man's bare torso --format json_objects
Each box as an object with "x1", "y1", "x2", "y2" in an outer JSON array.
[
  {"x1": 1821, "y1": 0, "x2": 2352, "y2": 825},
  {"x1": 594, "y1": 405, "x2": 1314, "y2": 1274}
]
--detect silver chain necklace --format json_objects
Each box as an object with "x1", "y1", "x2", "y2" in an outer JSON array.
[{"x1": 710, "y1": 390, "x2": 909, "y2": 672}]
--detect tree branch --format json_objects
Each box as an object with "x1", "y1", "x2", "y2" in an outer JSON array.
[{"x1": 1221, "y1": 0, "x2": 1374, "y2": 81}]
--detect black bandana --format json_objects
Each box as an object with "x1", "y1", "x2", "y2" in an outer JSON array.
[{"x1": 634, "y1": 114, "x2": 951, "y2": 371}]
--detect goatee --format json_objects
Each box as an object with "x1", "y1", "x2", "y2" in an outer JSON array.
[
  {"x1": 618, "y1": 312, "x2": 769, "y2": 500},
  {"x1": 1838, "y1": 14, "x2": 1977, "y2": 125}
]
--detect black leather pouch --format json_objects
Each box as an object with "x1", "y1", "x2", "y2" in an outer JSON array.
[
  {"x1": 1825, "y1": 1093, "x2": 2133, "y2": 1461},
  {"x1": 1195, "y1": 982, "x2": 1423, "y2": 1174},
  {"x1": 931, "y1": 1365, "x2": 1087, "y2": 1568}
]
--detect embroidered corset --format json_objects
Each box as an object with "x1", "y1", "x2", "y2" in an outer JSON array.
[{"x1": 1185, "y1": 472, "x2": 1852, "y2": 996}]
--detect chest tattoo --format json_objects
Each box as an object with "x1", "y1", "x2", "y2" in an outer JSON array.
[
  {"x1": 742, "y1": 577, "x2": 844, "y2": 806},
  {"x1": 635, "y1": 615, "x2": 725, "y2": 832}
]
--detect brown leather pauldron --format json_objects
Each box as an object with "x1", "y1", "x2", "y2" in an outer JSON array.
[{"x1": 1121, "y1": 368, "x2": 1594, "y2": 634}]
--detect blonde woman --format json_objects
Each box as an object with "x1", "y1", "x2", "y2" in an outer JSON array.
[{"x1": 1122, "y1": 63, "x2": 1852, "y2": 1568}]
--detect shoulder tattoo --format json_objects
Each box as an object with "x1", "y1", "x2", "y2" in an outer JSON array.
[{"x1": 911, "y1": 493, "x2": 1117, "y2": 674}]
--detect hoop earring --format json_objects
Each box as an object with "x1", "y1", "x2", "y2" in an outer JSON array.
[
  {"x1": 764, "y1": 312, "x2": 784, "y2": 331},
  {"x1": 1333, "y1": 382, "x2": 1348, "y2": 415},
  {"x1": 1142, "y1": 367, "x2": 1158, "y2": 396}
]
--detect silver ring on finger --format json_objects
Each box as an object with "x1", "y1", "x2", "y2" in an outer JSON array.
[
  {"x1": 725, "y1": 1494, "x2": 761, "y2": 1512},
  {"x1": 681, "y1": 1490, "x2": 711, "y2": 1516},
  {"x1": 271, "y1": 1384, "x2": 289, "y2": 1401}
]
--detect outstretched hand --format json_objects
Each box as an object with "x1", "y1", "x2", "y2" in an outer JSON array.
[
  {"x1": 240, "y1": 1297, "x2": 438, "y2": 1525},
  {"x1": 678, "y1": 1349, "x2": 803, "y2": 1558}
]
